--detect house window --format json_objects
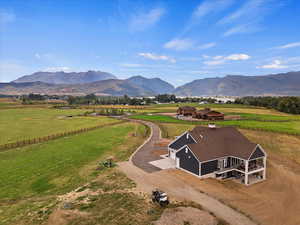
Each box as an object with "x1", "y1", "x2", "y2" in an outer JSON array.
[{"x1": 185, "y1": 148, "x2": 188, "y2": 153}]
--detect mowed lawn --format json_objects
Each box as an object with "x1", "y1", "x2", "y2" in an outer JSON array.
[
  {"x1": 0, "y1": 108, "x2": 117, "y2": 145},
  {"x1": 0, "y1": 122, "x2": 147, "y2": 200}
]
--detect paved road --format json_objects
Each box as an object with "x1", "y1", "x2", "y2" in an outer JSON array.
[
  {"x1": 119, "y1": 119, "x2": 258, "y2": 225},
  {"x1": 129, "y1": 119, "x2": 163, "y2": 173}
]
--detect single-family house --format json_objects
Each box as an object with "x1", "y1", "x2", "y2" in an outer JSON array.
[
  {"x1": 168, "y1": 124, "x2": 267, "y2": 185},
  {"x1": 192, "y1": 108, "x2": 224, "y2": 120},
  {"x1": 177, "y1": 106, "x2": 197, "y2": 116}
]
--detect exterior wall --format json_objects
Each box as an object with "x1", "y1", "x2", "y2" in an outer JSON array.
[
  {"x1": 200, "y1": 160, "x2": 218, "y2": 176},
  {"x1": 176, "y1": 147, "x2": 200, "y2": 176}
]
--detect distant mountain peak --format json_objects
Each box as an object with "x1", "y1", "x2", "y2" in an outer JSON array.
[
  {"x1": 13, "y1": 70, "x2": 117, "y2": 84},
  {"x1": 174, "y1": 71, "x2": 300, "y2": 96}
]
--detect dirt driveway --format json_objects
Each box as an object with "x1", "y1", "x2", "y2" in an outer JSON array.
[{"x1": 118, "y1": 162, "x2": 256, "y2": 225}]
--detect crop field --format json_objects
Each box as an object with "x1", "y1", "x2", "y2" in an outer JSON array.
[{"x1": 0, "y1": 108, "x2": 119, "y2": 145}]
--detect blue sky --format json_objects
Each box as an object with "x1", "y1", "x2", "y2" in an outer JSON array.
[{"x1": 0, "y1": 0, "x2": 299, "y2": 86}]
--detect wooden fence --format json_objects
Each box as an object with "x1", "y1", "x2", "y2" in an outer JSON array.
[{"x1": 0, "y1": 121, "x2": 125, "y2": 152}]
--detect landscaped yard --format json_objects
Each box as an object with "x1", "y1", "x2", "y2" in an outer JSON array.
[{"x1": 0, "y1": 108, "x2": 118, "y2": 145}]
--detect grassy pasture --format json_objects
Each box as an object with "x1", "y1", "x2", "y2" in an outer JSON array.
[
  {"x1": 0, "y1": 122, "x2": 147, "y2": 200},
  {"x1": 0, "y1": 108, "x2": 119, "y2": 145},
  {"x1": 131, "y1": 114, "x2": 300, "y2": 135}
]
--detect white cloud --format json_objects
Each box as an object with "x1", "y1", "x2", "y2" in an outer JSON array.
[
  {"x1": 129, "y1": 7, "x2": 165, "y2": 31},
  {"x1": 42, "y1": 67, "x2": 72, "y2": 72},
  {"x1": 213, "y1": 55, "x2": 224, "y2": 60},
  {"x1": 223, "y1": 23, "x2": 261, "y2": 37},
  {"x1": 225, "y1": 54, "x2": 251, "y2": 60},
  {"x1": 197, "y1": 42, "x2": 216, "y2": 50},
  {"x1": 192, "y1": 0, "x2": 234, "y2": 20},
  {"x1": 184, "y1": 0, "x2": 234, "y2": 33},
  {"x1": 120, "y1": 63, "x2": 143, "y2": 68},
  {"x1": 204, "y1": 60, "x2": 226, "y2": 66},
  {"x1": 138, "y1": 53, "x2": 176, "y2": 63},
  {"x1": 0, "y1": 9, "x2": 15, "y2": 25},
  {"x1": 164, "y1": 39, "x2": 194, "y2": 51},
  {"x1": 219, "y1": 0, "x2": 282, "y2": 37},
  {"x1": 274, "y1": 42, "x2": 300, "y2": 49},
  {"x1": 203, "y1": 53, "x2": 251, "y2": 66},
  {"x1": 218, "y1": 0, "x2": 267, "y2": 24},
  {"x1": 257, "y1": 60, "x2": 288, "y2": 69},
  {"x1": 34, "y1": 53, "x2": 41, "y2": 59}
]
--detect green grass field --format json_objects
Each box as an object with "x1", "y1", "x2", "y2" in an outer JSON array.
[
  {"x1": 0, "y1": 108, "x2": 119, "y2": 145},
  {"x1": 131, "y1": 114, "x2": 300, "y2": 135},
  {"x1": 0, "y1": 122, "x2": 147, "y2": 200}
]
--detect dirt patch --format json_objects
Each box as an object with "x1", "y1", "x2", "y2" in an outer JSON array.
[
  {"x1": 167, "y1": 156, "x2": 300, "y2": 225},
  {"x1": 45, "y1": 209, "x2": 89, "y2": 225},
  {"x1": 154, "y1": 138, "x2": 170, "y2": 147},
  {"x1": 153, "y1": 207, "x2": 217, "y2": 225}
]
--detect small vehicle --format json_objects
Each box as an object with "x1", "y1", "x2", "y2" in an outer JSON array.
[{"x1": 152, "y1": 189, "x2": 169, "y2": 207}]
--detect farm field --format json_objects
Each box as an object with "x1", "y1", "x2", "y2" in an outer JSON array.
[
  {"x1": 0, "y1": 108, "x2": 118, "y2": 145},
  {"x1": 0, "y1": 122, "x2": 150, "y2": 225},
  {"x1": 0, "y1": 122, "x2": 147, "y2": 200},
  {"x1": 158, "y1": 122, "x2": 300, "y2": 225}
]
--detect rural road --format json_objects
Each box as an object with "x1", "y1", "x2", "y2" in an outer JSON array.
[{"x1": 118, "y1": 119, "x2": 257, "y2": 225}]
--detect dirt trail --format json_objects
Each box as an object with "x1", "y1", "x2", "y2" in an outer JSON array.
[{"x1": 118, "y1": 119, "x2": 257, "y2": 225}]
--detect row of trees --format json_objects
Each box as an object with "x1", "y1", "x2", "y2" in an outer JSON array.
[
  {"x1": 66, "y1": 94, "x2": 221, "y2": 105},
  {"x1": 235, "y1": 96, "x2": 300, "y2": 114},
  {"x1": 67, "y1": 94, "x2": 147, "y2": 105}
]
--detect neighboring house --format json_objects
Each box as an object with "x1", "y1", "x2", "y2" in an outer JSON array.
[
  {"x1": 192, "y1": 108, "x2": 224, "y2": 120},
  {"x1": 177, "y1": 106, "x2": 196, "y2": 116},
  {"x1": 168, "y1": 125, "x2": 267, "y2": 185}
]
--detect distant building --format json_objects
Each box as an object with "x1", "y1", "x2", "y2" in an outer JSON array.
[
  {"x1": 192, "y1": 108, "x2": 224, "y2": 120},
  {"x1": 168, "y1": 125, "x2": 267, "y2": 185},
  {"x1": 177, "y1": 106, "x2": 196, "y2": 116}
]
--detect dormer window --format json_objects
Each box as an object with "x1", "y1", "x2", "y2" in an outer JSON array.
[{"x1": 185, "y1": 148, "x2": 188, "y2": 153}]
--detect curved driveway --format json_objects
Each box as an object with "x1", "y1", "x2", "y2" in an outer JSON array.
[
  {"x1": 119, "y1": 118, "x2": 257, "y2": 225},
  {"x1": 129, "y1": 119, "x2": 163, "y2": 173}
]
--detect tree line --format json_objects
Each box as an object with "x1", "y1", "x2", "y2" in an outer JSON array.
[
  {"x1": 66, "y1": 94, "x2": 219, "y2": 105},
  {"x1": 235, "y1": 96, "x2": 300, "y2": 114}
]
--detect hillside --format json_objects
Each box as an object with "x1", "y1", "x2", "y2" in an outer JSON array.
[
  {"x1": 3, "y1": 71, "x2": 300, "y2": 96},
  {"x1": 174, "y1": 71, "x2": 300, "y2": 96},
  {"x1": 126, "y1": 76, "x2": 174, "y2": 94},
  {"x1": 13, "y1": 70, "x2": 116, "y2": 84},
  {"x1": 1, "y1": 76, "x2": 174, "y2": 96}
]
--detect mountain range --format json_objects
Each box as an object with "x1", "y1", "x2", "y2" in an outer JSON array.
[
  {"x1": 1, "y1": 71, "x2": 300, "y2": 96},
  {"x1": 13, "y1": 71, "x2": 116, "y2": 84}
]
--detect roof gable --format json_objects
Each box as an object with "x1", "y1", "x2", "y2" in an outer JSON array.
[
  {"x1": 249, "y1": 145, "x2": 265, "y2": 160},
  {"x1": 169, "y1": 132, "x2": 196, "y2": 150}
]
